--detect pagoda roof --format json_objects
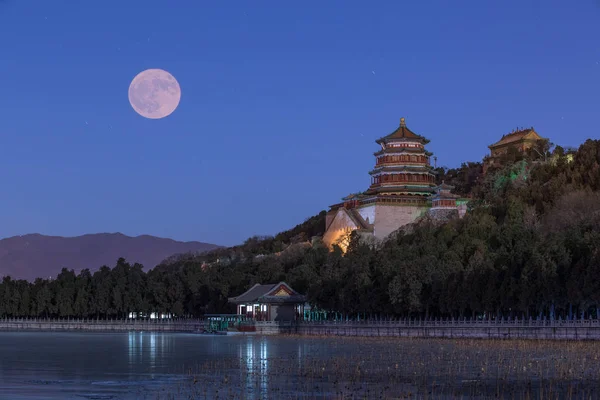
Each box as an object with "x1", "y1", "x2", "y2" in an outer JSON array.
[
  {"x1": 370, "y1": 165, "x2": 434, "y2": 174},
  {"x1": 489, "y1": 127, "x2": 544, "y2": 149},
  {"x1": 368, "y1": 191, "x2": 432, "y2": 197},
  {"x1": 367, "y1": 185, "x2": 436, "y2": 195},
  {"x1": 374, "y1": 147, "x2": 433, "y2": 156},
  {"x1": 375, "y1": 118, "x2": 430, "y2": 144},
  {"x1": 372, "y1": 191, "x2": 433, "y2": 196}
]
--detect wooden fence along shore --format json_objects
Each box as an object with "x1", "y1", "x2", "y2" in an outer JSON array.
[
  {"x1": 295, "y1": 318, "x2": 600, "y2": 340},
  {"x1": 0, "y1": 317, "x2": 203, "y2": 332},
  {"x1": 3, "y1": 317, "x2": 600, "y2": 339}
]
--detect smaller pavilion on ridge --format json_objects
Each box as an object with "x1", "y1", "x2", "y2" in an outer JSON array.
[
  {"x1": 430, "y1": 181, "x2": 461, "y2": 209},
  {"x1": 228, "y1": 282, "x2": 306, "y2": 322},
  {"x1": 428, "y1": 181, "x2": 464, "y2": 220}
]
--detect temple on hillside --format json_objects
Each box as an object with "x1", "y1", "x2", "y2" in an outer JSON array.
[
  {"x1": 429, "y1": 181, "x2": 466, "y2": 220},
  {"x1": 323, "y1": 117, "x2": 464, "y2": 250},
  {"x1": 483, "y1": 127, "x2": 546, "y2": 173},
  {"x1": 367, "y1": 117, "x2": 436, "y2": 197}
]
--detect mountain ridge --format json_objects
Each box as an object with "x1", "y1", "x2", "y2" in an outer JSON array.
[{"x1": 0, "y1": 232, "x2": 221, "y2": 281}]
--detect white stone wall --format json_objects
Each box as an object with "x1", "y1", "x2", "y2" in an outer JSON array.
[
  {"x1": 356, "y1": 205, "x2": 376, "y2": 225},
  {"x1": 373, "y1": 204, "x2": 427, "y2": 239},
  {"x1": 324, "y1": 203, "x2": 440, "y2": 247}
]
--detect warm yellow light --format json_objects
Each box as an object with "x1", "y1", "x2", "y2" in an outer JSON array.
[{"x1": 334, "y1": 230, "x2": 353, "y2": 253}]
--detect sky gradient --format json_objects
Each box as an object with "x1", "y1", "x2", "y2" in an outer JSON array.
[{"x1": 0, "y1": 0, "x2": 599, "y2": 246}]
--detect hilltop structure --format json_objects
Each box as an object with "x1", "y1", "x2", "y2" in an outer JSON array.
[
  {"x1": 323, "y1": 118, "x2": 465, "y2": 250},
  {"x1": 483, "y1": 127, "x2": 546, "y2": 173}
]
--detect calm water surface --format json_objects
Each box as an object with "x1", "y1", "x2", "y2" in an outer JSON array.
[
  {"x1": 0, "y1": 331, "x2": 352, "y2": 399},
  {"x1": 1, "y1": 331, "x2": 599, "y2": 399}
]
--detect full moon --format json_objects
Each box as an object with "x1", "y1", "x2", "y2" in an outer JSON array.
[{"x1": 128, "y1": 69, "x2": 181, "y2": 119}]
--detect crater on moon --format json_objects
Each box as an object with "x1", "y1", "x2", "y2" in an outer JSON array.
[{"x1": 128, "y1": 69, "x2": 181, "y2": 119}]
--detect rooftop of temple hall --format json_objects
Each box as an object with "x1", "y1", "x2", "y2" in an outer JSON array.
[
  {"x1": 489, "y1": 127, "x2": 544, "y2": 149},
  {"x1": 375, "y1": 117, "x2": 430, "y2": 144}
]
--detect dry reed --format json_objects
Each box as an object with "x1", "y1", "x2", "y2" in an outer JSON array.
[{"x1": 148, "y1": 336, "x2": 600, "y2": 399}]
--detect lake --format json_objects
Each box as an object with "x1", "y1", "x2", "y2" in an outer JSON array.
[{"x1": 0, "y1": 331, "x2": 599, "y2": 399}]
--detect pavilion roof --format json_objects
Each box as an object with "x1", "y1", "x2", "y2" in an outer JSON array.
[
  {"x1": 437, "y1": 181, "x2": 455, "y2": 191},
  {"x1": 428, "y1": 181, "x2": 460, "y2": 199},
  {"x1": 430, "y1": 191, "x2": 461, "y2": 200},
  {"x1": 228, "y1": 282, "x2": 306, "y2": 304},
  {"x1": 258, "y1": 295, "x2": 308, "y2": 303}
]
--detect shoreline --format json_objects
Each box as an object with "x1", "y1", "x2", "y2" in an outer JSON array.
[
  {"x1": 2, "y1": 318, "x2": 600, "y2": 340},
  {"x1": 0, "y1": 318, "x2": 200, "y2": 333}
]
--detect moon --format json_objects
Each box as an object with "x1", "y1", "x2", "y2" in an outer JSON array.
[{"x1": 128, "y1": 69, "x2": 181, "y2": 119}]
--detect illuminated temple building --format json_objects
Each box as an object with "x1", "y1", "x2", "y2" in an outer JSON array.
[
  {"x1": 483, "y1": 127, "x2": 546, "y2": 173},
  {"x1": 323, "y1": 117, "x2": 465, "y2": 250}
]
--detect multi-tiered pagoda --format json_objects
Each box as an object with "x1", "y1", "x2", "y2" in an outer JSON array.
[
  {"x1": 323, "y1": 117, "x2": 457, "y2": 250},
  {"x1": 366, "y1": 117, "x2": 436, "y2": 199}
]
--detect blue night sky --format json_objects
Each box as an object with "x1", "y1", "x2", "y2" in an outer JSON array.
[{"x1": 0, "y1": 1, "x2": 598, "y2": 246}]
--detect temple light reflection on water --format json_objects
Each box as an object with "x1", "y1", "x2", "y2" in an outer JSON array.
[
  {"x1": 127, "y1": 332, "x2": 160, "y2": 373},
  {"x1": 239, "y1": 336, "x2": 269, "y2": 399},
  {"x1": 150, "y1": 332, "x2": 156, "y2": 370}
]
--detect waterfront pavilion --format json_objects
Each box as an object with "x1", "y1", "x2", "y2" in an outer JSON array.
[{"x1": 228, "y1": 282, "x2": 306, "y2": 322}]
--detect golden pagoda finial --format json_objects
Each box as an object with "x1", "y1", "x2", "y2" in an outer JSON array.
[{"x1": 400, "y1": 117, "x2": 406, "y2": 127}]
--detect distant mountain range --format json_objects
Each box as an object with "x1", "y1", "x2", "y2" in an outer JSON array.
[{"x1": 0, "y1": 233, "x2": 221, "y2": 281}]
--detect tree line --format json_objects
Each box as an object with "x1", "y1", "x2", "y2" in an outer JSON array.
[{"x1": 1, "y1": 139, "x2": 599, "y2": 320}]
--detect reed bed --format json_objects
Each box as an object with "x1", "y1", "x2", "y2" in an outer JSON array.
[{"x1": 150, "y1": 336, "x2": 600, "y2": 399}]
